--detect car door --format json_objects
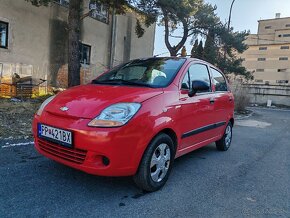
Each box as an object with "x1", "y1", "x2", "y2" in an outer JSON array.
[
  {"x1": 178, "y1": 62, "x2": 217, "y2": 151},
  {"x1": 210, "y1": 67, "x2": 234, "y2": 136}
]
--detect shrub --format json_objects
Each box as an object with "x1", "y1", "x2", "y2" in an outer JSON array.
[{"x1": 232, "y1": 84, "x2": 250, "y2": 112}]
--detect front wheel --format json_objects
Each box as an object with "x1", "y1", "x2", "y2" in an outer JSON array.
[
  {"x1": 216, "y1": 122, "x2": 233, "y2": 151},
  {"x1": 133, "y1": 133, "x2": 175, "y2": 192}
]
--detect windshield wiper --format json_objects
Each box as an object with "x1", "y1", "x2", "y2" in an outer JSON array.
[{"x1": 92, "y1": 79, "x2": 152, "y2": 87}]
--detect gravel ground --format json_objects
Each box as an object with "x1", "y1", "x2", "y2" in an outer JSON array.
[{"x1": 0, "y1": 98, "x2": 45, "y2": 140}]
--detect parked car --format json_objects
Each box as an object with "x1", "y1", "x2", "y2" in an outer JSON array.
[{"x1": 33, "y1": 57, "x2": 234, "y2": 192}]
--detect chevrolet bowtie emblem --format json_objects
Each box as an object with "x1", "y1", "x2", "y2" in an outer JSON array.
[{"x1": 60, "y1": 107, "x2": 69, "y2": 111}]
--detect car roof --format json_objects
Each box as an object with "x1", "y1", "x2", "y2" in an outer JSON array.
[
  {"x1": 151, "y1": 56, "x2": 223, "y2": 73},
  {"x1": 126, "y1": 56, "x2": 224, "y2": 75}
]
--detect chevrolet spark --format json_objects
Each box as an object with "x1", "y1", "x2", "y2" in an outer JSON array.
[{"x1": 33, "y1": 57, "x2": 234, "y2": 192}]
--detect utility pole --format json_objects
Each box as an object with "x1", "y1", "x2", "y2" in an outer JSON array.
[
  {"x1": 223, "y1": 0, "x2": 236, "y2": 72},
  {"x1": 228, "y1": 0, "x2": 236, "y2": 32},
  {"x1": 110, "y1": 6, "x2": 117, "y2": 69}
]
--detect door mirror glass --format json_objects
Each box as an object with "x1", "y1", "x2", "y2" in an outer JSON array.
[{"x1": 188, "y1": 80, "x2": 210, "y2": 97}]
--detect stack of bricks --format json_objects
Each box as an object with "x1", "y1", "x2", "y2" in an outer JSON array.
[
  {"x1": 0, "y1": 83, "x2": 16, "y2": 98},
  {"x1": 0, "y1": 76, "x2": 16, "y2": 98}
]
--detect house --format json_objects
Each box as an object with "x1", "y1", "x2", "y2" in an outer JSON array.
[{"x1": 0, "y1": 0, "x2": 156, "y2": 97}]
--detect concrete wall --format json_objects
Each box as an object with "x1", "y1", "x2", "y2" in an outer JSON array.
[
  {"x1": 0, "y1": 0, "x2": 156, "y2": 93},
  {"x1": 242, "y1": 84, "x2": 290, "y2": 106}
]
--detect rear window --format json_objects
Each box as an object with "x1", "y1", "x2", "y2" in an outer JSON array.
[{"x1": 93, "y1": 58, "x2": 186, "y2": 88}]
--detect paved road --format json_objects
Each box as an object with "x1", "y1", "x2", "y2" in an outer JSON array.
[{"x1": 0, "y1": 108, "x2": 289, "y2": 217}]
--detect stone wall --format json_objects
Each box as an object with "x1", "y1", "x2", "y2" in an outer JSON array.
[{"x1": 242, "y1": 84, "x2": 290, "y2": 106}]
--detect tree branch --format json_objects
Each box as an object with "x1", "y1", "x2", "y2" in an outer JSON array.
[
  {"x1": 174, "y1": 18, "x2": 189, "y2": 53},
  {"x1": 80, "y1": 9, "x2": 93, "y2": 20},
  {"x1": 163, "y1": 11, "x2": 175, "y2": 56}
]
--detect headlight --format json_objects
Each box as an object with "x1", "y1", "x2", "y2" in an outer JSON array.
[
  {"x1": 36, "y1": 95, "x2": 56, "y2": 116},
  {"x1": 88, "y1": 103, "x2": 141, "y2": 127}
]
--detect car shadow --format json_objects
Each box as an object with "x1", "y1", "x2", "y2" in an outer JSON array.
[
  {"x1": 48, "y1": 161, "x2": 135, "y2": 188},
  {"x1": 25, "y1": 142, "x2": 220, "y2": 212},
  {"x1": 174, "y1": 143, "x2": 217, "y2": 164},
  {"x1": 38, "y1": 143, "x2": 218, "y2": 195}
]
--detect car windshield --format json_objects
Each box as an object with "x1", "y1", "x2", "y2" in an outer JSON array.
[{"x1": 92, "y1": 57, "x2": 186, "y2": 88}]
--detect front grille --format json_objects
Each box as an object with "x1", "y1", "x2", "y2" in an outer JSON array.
[{"x1": 38, "y1": 139, "x2": 87, "y2": 164}]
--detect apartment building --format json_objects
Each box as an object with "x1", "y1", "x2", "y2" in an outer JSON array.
[
  {"x1": 0, "y1": 0, "x2": 155, "y2": 96},
  {"x1": 241, "y1": 14, "x2": 290, "y2": 85}
]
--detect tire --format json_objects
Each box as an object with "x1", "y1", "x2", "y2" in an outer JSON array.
[
  {"x1": 216, "y1": 122, "x2": 233, "y2": 151},
  {"x1": 133, "y1": 133, "x2": 175, "y2": 192}
]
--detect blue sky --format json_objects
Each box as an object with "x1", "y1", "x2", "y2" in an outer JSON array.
[{"x1": 154, "y1": 0, "x2": 290, "y2": 55}]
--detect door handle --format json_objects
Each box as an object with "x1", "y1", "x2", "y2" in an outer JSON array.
[
  {"x1": 210, "y1": 98, "x2": 215, "y2": 104},
  {"x1": 179, "y1": 97, "x2": 188, "y2": 101}
]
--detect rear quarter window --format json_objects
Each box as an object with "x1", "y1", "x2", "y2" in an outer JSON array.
[{"x1": 211, "y1": 68, "x2": 228, "y2": 92}]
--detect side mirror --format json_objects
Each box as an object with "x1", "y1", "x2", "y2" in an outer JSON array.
[{"x1": 188, "y1": 80, "x2": 210, "y2": 97}]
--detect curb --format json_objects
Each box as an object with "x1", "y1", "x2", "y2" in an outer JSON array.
[
  {"x1": 234, "y1": 110, "x2": 254, "y2": 120},
  {"x1": 247, "y1": 106, "x2": 290, "y2": 112}
]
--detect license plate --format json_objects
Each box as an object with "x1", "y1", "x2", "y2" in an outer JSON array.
[{"x1": 38, "y1": 123, "x2": 73, "y2": 148}]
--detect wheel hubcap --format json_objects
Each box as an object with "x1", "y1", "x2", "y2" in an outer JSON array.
[
  {"x1": 225, "y1": 125, "x2": 232, "y2": 147},
  {"x1": 150, "y1": 143, "x2": 171, "y2": 182}
]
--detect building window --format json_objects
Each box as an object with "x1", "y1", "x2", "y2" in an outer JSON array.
[
  {"x1": 283, "y1": 34, "x2": 290, "y2": 37},
  {"x1": 276, "y1": 80, "x2": 289, "y2": 84},
  {"x1": 256, "y1": 69, "x2": 264, "y2": 72},
  {"x1": 258, "y1": 58, "x2": 266, "y2": 61},
  {"x1": 278, "y1": 69, "x2": 287, "y2": 72},
  {"x1": 54, "y1": 0, "x2": 69, "y2": 7},
  {"x1": 255, "y1": 79, "x2": 263, "y2": 83},
  {"x1": 0, "y1": 21, "x2": 8, "y2": 49},
  {"x1": 265, "y1": 26, "x2": 272, "y2": 29},
  {"x1": 259, "y1": 47, "x2": 267, "y2": 50},
  {"x1": 279, "y1": 57, "x2": 288, "y2": 61},
  {"x1": 281, "y1": 46, "x2": 289, "y2": 49},
  {"x1": 286, "y1": 24, "x2": 290, "y2": 28},
  {"x1": 241, "y1": 58, "x2": 246, "y2": 61},
  {"x1": 89, "y1": 1, "x2": 109, "y2": 24},
  {"x1": 80, "y1": 43, "x2": 91, "y2": 65}
]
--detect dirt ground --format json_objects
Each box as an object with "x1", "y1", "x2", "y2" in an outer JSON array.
[{"x1": 0, "y1": 97, "x2": 49, "y2": 140}]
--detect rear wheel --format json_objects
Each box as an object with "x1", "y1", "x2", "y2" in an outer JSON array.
[
  {"x1": 133, "y1": 133, "x2": 175, "y2": 192},
  {"x1": 216, "y1": 122, "x2": 233, "y2": 151}
]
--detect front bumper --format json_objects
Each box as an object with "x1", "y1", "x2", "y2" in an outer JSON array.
[{"x1": 33, "y1": 112, "x2": 151, "y2": 177}]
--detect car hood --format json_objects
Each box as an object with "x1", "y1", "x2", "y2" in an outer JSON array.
[{"x1": 45, "y1": 84, "x2": 163, "y2": 119}]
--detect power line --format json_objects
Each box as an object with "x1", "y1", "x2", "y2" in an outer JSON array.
[{"x1": 154, "y1": 51, "x2": 170, "y2": 57}]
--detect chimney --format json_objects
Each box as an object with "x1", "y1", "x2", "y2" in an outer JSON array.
[{"x1": 276, "y1": 13, "x2": 281, "y2": 19}]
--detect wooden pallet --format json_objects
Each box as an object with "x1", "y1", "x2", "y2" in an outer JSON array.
[
  {"x1": 0, "y1": 84, "x2": 16, "y2": 98},
  {"x1": 16, "y1": 84, "x2": 36, "y2": 98}
]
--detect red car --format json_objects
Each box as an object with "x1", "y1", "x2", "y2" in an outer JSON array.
[{"x1": 33, "y1": 57, "x2": 234, "y2": 192}]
